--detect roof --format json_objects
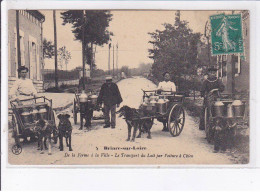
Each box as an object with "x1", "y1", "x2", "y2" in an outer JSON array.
[{"x1": 26, "y1": 10, "x2": 45, "y2": 22}]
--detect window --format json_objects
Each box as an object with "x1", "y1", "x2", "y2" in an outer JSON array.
[{"x1": 235, "y1": 55, "x2": 241, "y2": 76}]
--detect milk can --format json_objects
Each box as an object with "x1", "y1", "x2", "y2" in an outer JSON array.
[
  {"x1": 21, "y1": 108, "x2": 32, "y2": 123},
  {"x1": 38, "y1": 105, "x2": 47, "y2": 120},
  {"x1": 79, "y1": 90, "x2": 88, "y2": 103},
  {"x1": 90, "y1": 94, "x2": 98, "y2": 106},
  {"x1": 213, "y1": 99, "x2": 224, "y2": 117},
  {"x1": 31, "y1": 107, "x2": 39, "y2": 121},
  {"x1": 156, "y1": 98, "x2": 167, "y2": 114},
  {"x1": 150, "y1": 99, "x2": 157, "y2": 114},
  {"x1": 226, "y1": 103, "x2": 234, "y2": 118},
  {"x1": 232, "y1": 99, "x2": 244, "y2": 117}
]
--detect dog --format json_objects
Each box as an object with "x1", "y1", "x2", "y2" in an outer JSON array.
[
  {"x1": 34, "y1": 119, "x2": 56, "y2": 155},
  {"x1": 57, "y1": 114, "x2": 73, "y2": 151},
  {"x1": 117, "y1": 106, "x2": 153, "y2": 142}
]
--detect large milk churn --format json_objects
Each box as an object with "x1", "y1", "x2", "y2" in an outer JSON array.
[
  {"x1": 213, "y1": 99, "x2": 224, "y2": 117},
  {"x1": 226, "y1": 103, "x2": 234, "y2": 118},
  {"x1": 79, "y1": 90, "x2": 88, "y2": 103},
  {"x1": 156, "y1": 97, "x2": 167, "y2": 114},
  {"x1": 232, "y1": 99, "x2": 244, "y2": 117},
  {"x1": 90, "y1": 94, "x2": 98, "y2": 106},
  {"x1": 21, "y1": 107, "x2": 32, "y2": 123},
  {"x1": 38, "y1": 105, "x2": 47, "y2": 120}
]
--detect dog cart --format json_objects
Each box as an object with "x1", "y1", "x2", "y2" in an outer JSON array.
[
  {"x1": 137, "y1": 90, "x2": 186, "y2": 137},
  {"x1": 204, "y1": 89, "x2": 249, "y2": 143},
  {"x1": 10, "y1": 97, "x2": 58, "y2": 149},
  {"x1": 73, "y1": 89, "x2": 104, "y2": 127}
]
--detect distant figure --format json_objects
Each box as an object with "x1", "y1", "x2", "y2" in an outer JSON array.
[
  {"x1": 121, "y1": 71, "x2": 127, "y2": 79},
  {"x1": 10, "y1": 66, "x2": 38, "y2": 105},
  {"x1": 97, "y1": 76, "x2": 122, "y2": 129}
]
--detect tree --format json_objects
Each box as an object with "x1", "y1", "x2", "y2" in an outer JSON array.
[
  {"x1": 148, "y1": 13, "x2": 202, "y2": 85},
  {"x1": 58, "y1": 46, "x2": 71, "y2": 70},
  {"x1": 60, "y1": 10, "x2": 113, "y2": 75},
  {"x1": 43, "y1": 38, "x2": 55, "y2": 59}
]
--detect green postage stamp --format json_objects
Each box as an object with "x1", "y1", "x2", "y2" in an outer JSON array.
[{"x1": 210, "y1": 14, "x2": 244, "y2": 55}]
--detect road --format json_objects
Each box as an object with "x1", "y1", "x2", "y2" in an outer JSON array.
[{"x1": 8, "y1": 77, "x2": 235, "y2": 165}]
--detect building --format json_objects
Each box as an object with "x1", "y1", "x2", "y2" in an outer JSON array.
[
  {"x1": 8, "y1": 10, "x2": 45, "y2": 92},
  {"x1": 217, "y1": 11, "x2": 250, "y2": 94}
]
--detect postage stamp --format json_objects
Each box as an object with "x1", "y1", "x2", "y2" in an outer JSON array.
[{"x1": 210, "y1": 14, "x2": 244, "y2": 55}]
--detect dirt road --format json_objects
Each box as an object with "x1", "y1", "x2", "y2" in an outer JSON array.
[{"x1": 8, "y1": 77, "x2": 236, "y2": 165}]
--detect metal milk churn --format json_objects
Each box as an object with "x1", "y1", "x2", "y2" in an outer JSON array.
[
  {"x1": 31, "y1": 107, "x2": 39, "y2": 121},
  {"x1": 156, "y1": 97, "x2": 167, "y2": 114},
  {"x1": 79, "y1": 90, "x2": 88, "y2": 103},
  {"x1": 150, "y1": 99, "x2": 157, "y2": 114},
  {"x1": 21, "y1": 107, "x2": 32, "y2": 123},
  {"x1": 232, "y1": 99, "x2": 244, "y2": 117},
  {"x1": 90, "y1": 94, "x2": 98, "y2": 106},
  {"x1": 213, "y1": 99, "x2": 224, "y2": 117},
  {"x1": 38, "y1": 105, "x2": 47, "y2": 120},
  {"x1": 226, "y1": 103, "x2": 234, "y2": 118}
]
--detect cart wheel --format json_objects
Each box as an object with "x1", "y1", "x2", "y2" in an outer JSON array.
[
  {"x1": 12, "y1": 115, "x2": 20, "y2": 146},
  {"x1": 168, "y1": 104, "x2": 185, "y2": 137},
  {"x1": 204, "y1": 107, "x2": 212, "y2": 143},
  {"x1": 73, "y1": 99, "x2": 78, "y2": 125}
]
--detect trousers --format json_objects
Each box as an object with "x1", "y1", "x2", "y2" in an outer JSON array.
[{"x1": 104, "y1": 104, "x2": 116, "y2": 127}]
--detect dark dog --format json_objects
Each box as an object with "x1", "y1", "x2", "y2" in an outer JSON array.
[
  {"x1": 117, "y1": 106, "x2": 153, "y2": 142},
  {"x1": 57, "y1": 114, "x2": 73, "y2": 151},
  {"x1": 34, "y1": 119, "x2": 55, "y2": 155}
]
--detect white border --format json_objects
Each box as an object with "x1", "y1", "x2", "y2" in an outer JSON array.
[{"x1": 1, "y1": 0, "x2": 260, "y2": 190}]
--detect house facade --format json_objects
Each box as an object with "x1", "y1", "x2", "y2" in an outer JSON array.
[
  {"x1": 217, "y1": 11, "x2": 250, "y2": 94},
  {"x1": 8, "y1": 10, "x2": 45, "y2": 92}
]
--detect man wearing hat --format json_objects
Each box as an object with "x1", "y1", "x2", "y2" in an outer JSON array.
[
  {"x1": 97, "y1": 76, "x2": 122, "y2": 129},
  {"x1": 10, "y1": 66, "x2": 38, "y2": 105},
  {"x1": 199, "y1": 67, "x2": 225, "y2": 130}
]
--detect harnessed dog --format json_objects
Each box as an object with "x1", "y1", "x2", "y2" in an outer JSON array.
[
  {"x1": 57, "y1": 114, "x2": 73, "y2": 151},
  {"x1": 117, "y1": 106, "x2": 153, "y2": 142}
]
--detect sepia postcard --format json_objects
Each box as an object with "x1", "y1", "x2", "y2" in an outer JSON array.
[{"x1": 4, "y1": 8, "x2": 250, "y2": 166}]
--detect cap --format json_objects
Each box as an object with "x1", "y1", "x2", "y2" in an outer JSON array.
[{"x1": 105, "y1": 76, "x2": 113, "y2": 81}]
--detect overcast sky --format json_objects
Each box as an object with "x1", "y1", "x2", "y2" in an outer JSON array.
[{"x1": 41, "y1": 10, "x2": 231, "y2": 71}]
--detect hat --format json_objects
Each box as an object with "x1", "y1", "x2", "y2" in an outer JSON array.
[
  {"x1": 105, "y1": 76, "x2": 113, "y2": 81},
  {"x1": 17, "y1": 66, "x2": 29, "y2": 73},
  {"x1": 207, "y1": 67, "x2": 218, "y2": 72}
]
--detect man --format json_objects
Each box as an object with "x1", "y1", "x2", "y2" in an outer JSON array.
[
  {"x1": 97, "y1": 76, "x2": 122, "y2": 129},
  {"x1": 10, "y1": 66, "x2": 38, "y2": 105},
  {"x1": 199, "y1": 67, "x2": 225, "y2": 130},
  {"x1": 157, "y1": 71, "x2": 176, "y2": 131}
]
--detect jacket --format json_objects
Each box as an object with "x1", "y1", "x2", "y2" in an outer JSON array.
[{"x1": 97, "y1": 82, "x2": 123, "y2": 106}]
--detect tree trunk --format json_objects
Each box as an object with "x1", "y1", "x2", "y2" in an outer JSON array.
[{"x1": 53, "y1": 10, "x2": 58, "y2": 89}]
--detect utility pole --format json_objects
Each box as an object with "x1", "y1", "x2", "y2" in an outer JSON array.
[
  {"x1": 116, "y1": 43, "x2": 118, "y2": 77},
  {"x1": 16, "y1": 11, "x2": 21, "y2": 69},
  {"x1": 112, "y1": 45, "x2": 115, "y2": 77},
  {"x1": 81, "y1": 10, "x2": 86, "y2": 90},
  {"x1": 108, "y1": 43, "x2": 111, "y2": 75},
  {"x1": 53, "y1": 10, "x2": 58, "y2": 89}
]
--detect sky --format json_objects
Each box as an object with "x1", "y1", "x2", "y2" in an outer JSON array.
[{"x1": 41, "y1": 10, "x2": 232, "y2": 71}]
